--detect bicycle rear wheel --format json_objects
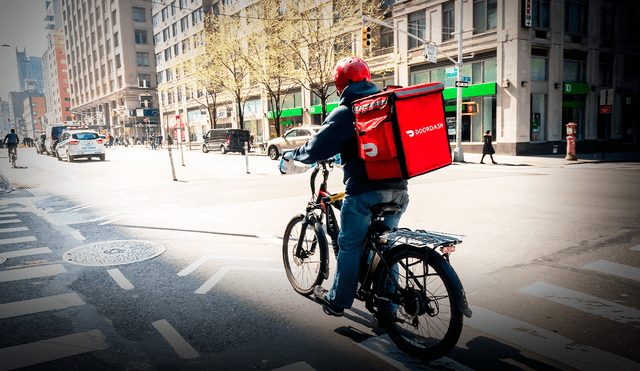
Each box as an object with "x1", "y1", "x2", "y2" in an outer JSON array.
[
  {"x1": 282, "y1": 214, "x2": 327, "y2": 295},
  {"x1": 375, "y1": 245, "x2": 463, "y2": 361}
]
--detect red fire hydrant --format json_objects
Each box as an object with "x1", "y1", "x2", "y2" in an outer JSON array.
[{"x1": 565, "y1": 122, "x2": 577, "y2": 161}]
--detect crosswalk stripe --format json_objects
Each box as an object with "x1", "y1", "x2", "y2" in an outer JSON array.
[
  {"x1": 0, "y1": 219, "x2": 21, "y2": 224},
  {"x1": 107, "y1": 269, "x2": 134, "y2": 290},
  {"x1": 0, "y1": 293, "x2": 85, "y2": 319},
  {"x1": 152, "y1": 319, "x2": 200, "y2": 359},
  {"x1": 583, "y1": 260, "x2": 640, "y2": 281},
  {"x1": 0, "y1": 247, "x2": 52, "y2": 259},
  {"x1": 0, "y1": 264, "x2": 67, "y2": 282},
  {"x1": 519, "y1": 282, "x2": 640, "y2": 324},
  {"x1": 0, "y1": 330, "x2": 108, "y2": 370},
  {"x1": 195, "y1": 266, "x2": 284, "y2": 294},
  {"x1": 465, "y1": 306, "x2": 640, "y2": 371},
  {"x1": 0, "y1": 236, "x2": 37, "y2": 246},
  {"x1": 0, "y1": 226, "x2": 29, "y2": 233},
  {"x1": 177, "y1": 255, "x2": 274, "y2": 276},
  {"x1": 0, "y1": 214, "x2": 18, "y2": 218}
]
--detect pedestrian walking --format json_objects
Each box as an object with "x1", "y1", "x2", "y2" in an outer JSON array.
[
  {"x1": 156, "y1": 134, "x2": 163, "y2": 149},
  {"x1": 480, "y1": 130, "x2": 497, "y2": 164}
]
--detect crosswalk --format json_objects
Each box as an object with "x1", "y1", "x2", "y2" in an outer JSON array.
[{"x1": 2, "y1": 204, "x2": 639, "y2": 370}]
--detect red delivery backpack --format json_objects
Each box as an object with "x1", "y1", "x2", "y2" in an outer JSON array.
[{"x1": 352, "y1": 82, "x2": 451, "y2": 180}]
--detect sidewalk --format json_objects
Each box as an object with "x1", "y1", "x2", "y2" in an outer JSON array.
[{"x1": 457, "y1": 151, "x2": 640, "y2": 167}]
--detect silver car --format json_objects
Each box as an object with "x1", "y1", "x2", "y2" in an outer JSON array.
[
  {"x1": 266, "y1": 126, "x2": 321, "y2": 160},
  {"x1": 56, "y1": 129, "x2": 106, "y2": 162}
]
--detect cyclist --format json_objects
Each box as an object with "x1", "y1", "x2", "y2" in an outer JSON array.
[
  {"x1": 4, "y1": 129, "x2": 20, "y2": 164},
  {"x1": 280, "y1": 57, "x2": 409, "y2": 317}
]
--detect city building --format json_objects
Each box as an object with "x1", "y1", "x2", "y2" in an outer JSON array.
[
  {"x1": 155, "y1": 0, "x2": 639, "y2": 155},
  {"x1": 16, "y1": 47, "x2": 45, "y2": 94},
  {"x1": 42, "y1": 0, "x2": 72, "y2": 126},
  {"x1": 61, "y1": 0, "x2": 158, "y2": 138},
  {"x1": 22, "y1": 96, "x2": 47, "y2": 139},
  {"x1": 0, "y1": 99, "x2": 11, "y2": 138},
  {"x1": 7, "y1": 91, "x2": 45, "y2": 138}
]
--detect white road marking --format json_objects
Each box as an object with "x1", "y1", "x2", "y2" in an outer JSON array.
[
  {"x1": 0, "y1": 293, "x2": 85, "y2": 319},
  {"x1": 519, "y1": 282, "x2": 640, "y2": 324},
  {"x1": 0, "y1": 247, "x2": 52, "y2": 259},
  {"x1": 359, "y1": 334, "x2": 474, "y2": 371},
  {"x1": 195, "y1": 266, "x2": 284, "y2": 294},
  {"x1": 99, "y1": 216, "x2": 127, "y2": 225},
  {"x1": 0, "y1": 264, "x2": 67, "y2": 282},
  {"x1": 69, "y1": 230, "x2": 85, "y2": 241},
  {"x1": 178, "y1": 255, "x2": 273, "y2": 276},
  {"x1": 0, "y1": 236, "x2": 37, "y2": 246},
  {"x1": 0, "y1": 219, "x2": 21, "y2": 224},
  {"x1": 107, "y1": 269, "x2": 134, "y2": 290},
  {"x1": 257, "y1": 234, "x2": 282, "y2": 245},
  {"x1": 0, "y1": 330, "x2": 108, "y2": 370},
  {"x1": 583, "y1": 260, "x2": 640, "y2": 281},
  {"x1": 271, "y1": 362, "x2": 317, "y2": 371},
  {"x1": 0, "y1": 214, "x2": 18, "y2": 218},
  {"x1": 0, "y1": 226, "x2": 28, "y2": 233},
  {"x1": 631, "y1": 244, "x2": 640, "y2": 251},
  {"x1": 465, "y1": 306, "x2": 640, "y2": 371},
  {"x1": 151, "y1": 319, "x2": 200, "y2": 359}
]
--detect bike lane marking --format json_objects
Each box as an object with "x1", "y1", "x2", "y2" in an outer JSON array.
[
  {"x1": 177, "y1": 255, "x2": 273, "y2": 276},
  {"x1": 194, "y1": 266, "x2": 284, "y2": 294},
  {"x1": 0, "y1": 293, "x2": 85, "y2": 319},
  {"x1": 582, "y1": 260, "x2": 640, "y2": 281},
  {"x1": 465, "y1": 305, "x2": 640, "y2": 370},
  {"x1": 0, "y1": 330, "x2": 108, "y2": 371},
  {"x1": 519, "y1": 282, "x2": 640, "y2": 324},
  {"x1": 0, "y1": 264, "x2": 66, "y2": 282},
  {"x1": 107, "y1": 268, "x2": 134, "y2": 290},
  {"x1": 151, "y1": 319, "x2": 200, "y2": 359}
]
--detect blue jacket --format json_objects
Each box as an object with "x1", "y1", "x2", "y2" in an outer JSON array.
[
  {"x1": 289, "y1": 81, "x2": 407, "y2": 196},
  {"x1": 4, "y1": 132, "x2": 19, "y2": 145}
]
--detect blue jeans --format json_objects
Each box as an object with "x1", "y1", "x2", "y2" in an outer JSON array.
[{"x1": 328, "y1": 189, "x2": 409, "y2": 309}]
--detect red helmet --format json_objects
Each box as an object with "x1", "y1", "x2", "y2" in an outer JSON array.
[{"x1": 333, "y1": 56, "x2": 371, "y2": 94}]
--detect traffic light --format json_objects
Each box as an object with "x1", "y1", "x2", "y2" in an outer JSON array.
[
  {"x1": 71, "y1": 114, "x2": 76, "y2": 121},
  {"x1": 461, "y1": 102, "x2": 478, "y2": 116},
  {"x1": 362, "y1": 26, "x2": 371, "y2": 48}
]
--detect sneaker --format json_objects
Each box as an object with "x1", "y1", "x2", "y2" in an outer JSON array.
[{"x1": 313, "y1": 286, "x2": 344, "y2": 317}]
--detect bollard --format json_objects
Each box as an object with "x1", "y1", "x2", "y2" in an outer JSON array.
[
  {"x1": 565, "y1": 122, "x2": 577, "y2": 161},
  {"x1": 245, "y1": 142, "x2": 250, "y2": 174}
]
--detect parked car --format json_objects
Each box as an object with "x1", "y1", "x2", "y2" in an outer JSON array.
[
  {"x1": 55, "y1": 129, "x2": 106, "y2": 162},
  {"x1": 266, "y1": 126, "x2": 321, "y2": 160},
  {"x1": 35, "y1": 133, "x2": 47, "y2": 154},
  {"x1": 45, "y1": 124, "x2": 68, "y2": 156},
  {"x1": 202, "y1": 129, "x2": 251, "y2": 155}
]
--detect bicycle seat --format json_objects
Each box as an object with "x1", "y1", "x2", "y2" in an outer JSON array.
[{"x1": 371, "y1": 203, "x2": 403, "y2": 217}]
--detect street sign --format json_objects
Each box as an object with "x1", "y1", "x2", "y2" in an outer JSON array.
[
  {"x1": 424, "y1": 44, "x2": 437, "y2": 63},
  {"x1": 446, "y1": 67, "x2": 458, "y2": 78},
  {"x1": 600, "y1": 106, "x2": 611, "y2": 114},
  {"x1": 462, "y1": 76, "x2": 471, "y2": 82},
  {"x1": 455, "y1": 81, "x2": 469, "y2": 88}
]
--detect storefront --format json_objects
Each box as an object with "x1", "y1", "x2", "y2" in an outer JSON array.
[
  {"x1": 267, "y1": 90, "x2": 303, "y2": 138},
  {"x1": 562, "y1": 81, "x2": 589, "y2": 140},
  {"x1": 243, "y1": 98, "x2": 264, "y2": 145}
]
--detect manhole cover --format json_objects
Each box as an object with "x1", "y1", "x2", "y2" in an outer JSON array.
[{"x1": 63, "y1": 240, "x2": 166, "y2": 266}]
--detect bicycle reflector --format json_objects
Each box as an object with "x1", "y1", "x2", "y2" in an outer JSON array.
[{"x1": 461, "y1": 102, "x2": 479, "y2": 116}]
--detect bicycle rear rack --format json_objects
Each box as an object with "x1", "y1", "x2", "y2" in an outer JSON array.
[{"x1": 381, "y1": 229, "x2": 464, "y2": 249}]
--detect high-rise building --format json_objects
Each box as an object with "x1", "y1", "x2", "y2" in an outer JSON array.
[
  {"x1": 0, "y1": 99, "x2": 11, "y2": 138},
  {"x1": 16, "y1": 47, "x2": 45, "y2": 94},
  {"x1": 22, "y1": 96, "x2": 47, "y2": 139},
  {"x1": 43, "y1": 0, "x2": 72, "y2": 126},
  {"x1": 61, "y1": 0, "x2": 158, "y2": 137}
]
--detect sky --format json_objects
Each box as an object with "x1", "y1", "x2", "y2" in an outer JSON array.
[{"x1": 0, "y1": 0, "x2": 49, "y2": 101}]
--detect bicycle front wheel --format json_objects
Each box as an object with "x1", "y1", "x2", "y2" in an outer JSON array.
[
  {"x1": 282, "y1": 214, "x2": 327, "y2": 295},
  {"x1": 375, "y1": 245, "x2": 463, "y2": 361}
]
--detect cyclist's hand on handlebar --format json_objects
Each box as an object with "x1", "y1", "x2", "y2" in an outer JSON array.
[{"x1": 279, "y1": 151, "x2": 311, "y2": 175}]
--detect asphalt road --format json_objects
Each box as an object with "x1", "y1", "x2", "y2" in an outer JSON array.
[{"x1": 0, "y1": 145, "x2": 639, "y2": 371}]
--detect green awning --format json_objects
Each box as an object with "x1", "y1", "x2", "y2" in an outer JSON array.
[
  {"x1": 310, "y1": 102, "x2": 339, "y2": 115},
  {"x1": 442, "y1": 82, "x2": 497, "y2": 100},
  {"x1": 267, "y1": 107, "x2": 303, "y2": 119}
]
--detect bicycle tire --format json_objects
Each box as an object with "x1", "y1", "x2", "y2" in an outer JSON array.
[
  {"x1": 374, "y1": 245, "x2": 463, "y2": 361},
  {"x1": 282, "y1": 213, "x2": 328, "y2": 295}
]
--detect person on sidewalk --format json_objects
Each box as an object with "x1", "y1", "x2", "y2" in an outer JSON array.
[{"x1": 480, "y1": 130, "x2": 497, "y2": 164}]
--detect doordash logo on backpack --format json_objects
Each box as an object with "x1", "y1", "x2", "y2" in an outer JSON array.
[
  {"x1": 405, "y1": 122, "x2": 444, "y2": 138},
  {"x1": 362, "y1": 143, "x2": 378, "y2": 157}
]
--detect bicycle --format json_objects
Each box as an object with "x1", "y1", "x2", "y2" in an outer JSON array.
[
  {"x1": 8, "y1": 146, "x2": 17, "y2": 168},
  {"x1": 282, "y1": 158, "x2": 472, "y2": 361}
]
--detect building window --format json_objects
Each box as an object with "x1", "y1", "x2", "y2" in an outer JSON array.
[
  {"x1": 138, "y1": 74, "x2": 151, "y2": 88},
  {"x1": 442, "y1": 1, "x2": 455, "y2": 41},
  {"x1": 172, "y1": 22, "x2": 178, "y2": 37},
  {"x1": 154, "y1": 33, "x2": 162, "y2": 44},
  {"x1": 182, "y1": 39, "x2": 190, "y2": 53},
  {"x1": 600, "y1": 1, "x2": 614, "y2": 46},
  {"x1": 155, "y1": 53, "x2": 163, "y2": 65},
  {"x1": 157, "y1": 71, "x2": 163, "y2": 84},
  {"x1": 193, "y1": 7, "x2": 203, "y2": 25},
  {"x1": 565, "y1": 0, "x2": 588, "y2": 36},
  {"x1": 531, "y1": 58, "x2": 548, "y2": 81},
  {"x1": 113, "y1": 32, "x2": 119, "y2": 47},
  {"x1": 163, "y1": 27, "x2": 171, "y2": 41},
  {"x1": 166, "y1": 68, "x2": 173, "y2": 82},
  {"x1": 152, "y1": 13, "x2": 159, "y2": 26},
  {"x1": 112, "y1": 10, "x2": 117, "y2": 26},
  {"x1": 408, "y1": 11, "x2": 425, "y2": 49},
  {"x1": 180, "y1": 16, "x2": 189, "y2": 32},
  {"x1": 532, "y1": 0, "x2": 550, "y2": 29},
  {"x1": 563, "y1": 60, "x2": 585, "y2": 82},
  {"x1": 531, "y1": 94, "x2": 546, "y2": 142},
  {"x1": 162, "y1": 7, "x2": 168, "y2": 21},
  {"x1": 135, "y1": 30, "x2": 148, "y2": 44},
  {"x1": 173, "y1": 43, "x2": 180, "y2": 57},
  {"x1": 473, "y1": 0, "x2": 497, "y2": 34},
  {"x1": 140, "y1": 95, "x2": 152, "y2": 108},
  {"x1": 164, "y1": 48, "x2": 172, "y2": 61},
  {"x1": 115, "y1": 54, "x2": 121, "y2": 69},
  {"x1": 137, "y1": 52, "x2": 149, "y2": 66},
  {"x1": 171, "y1": 1, "x2": 176, "y2": 15},
  {"x1": 180, "y1": 0, "x2": 187, "y2": 10},
  {"x1": 133, "y1": 7, "x2": 146, "y2": 22}
]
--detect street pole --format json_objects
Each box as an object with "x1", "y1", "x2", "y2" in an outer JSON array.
[{"x1": 452, "y1": 0, "x2": 465, "y2": 163}]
